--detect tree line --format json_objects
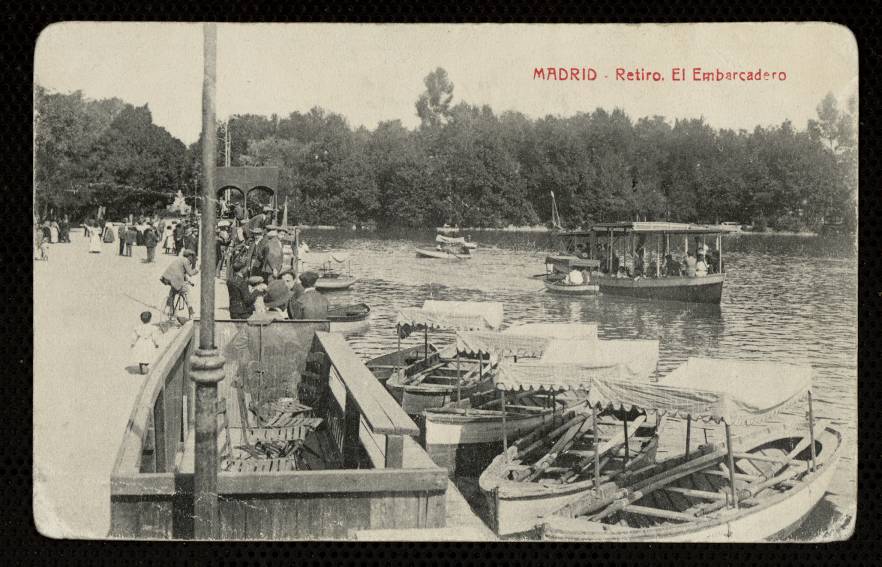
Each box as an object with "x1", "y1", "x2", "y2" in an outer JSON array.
[{"x1": 35, "y1": 68, "x2": 856, "y2": 232}]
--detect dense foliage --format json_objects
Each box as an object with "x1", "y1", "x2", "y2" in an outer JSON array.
[{"x1": 35, "y1": 69, "x2": 856, "y2": 232}]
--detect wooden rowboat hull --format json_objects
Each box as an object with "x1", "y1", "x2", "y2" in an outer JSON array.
[
  {"x1": 315, "y1": 277, "x2": 358, "y2": 290},
  {"x1": 595, "y1": 273, "x2": 724, "y2": 304},
  {"x1": 479, "y1": 414, "x2": 663, "y2": 537},
  {"x1": 424, "y1": 408, "x2": 558, "y2": 478},
  {"x1": 415, "y1": 248, "x2": 471, "y2": 260},
  {"x1": 389, "y1": 376, "x2": 496, "y2": 416},
  {"x1": 543, "y1": 280, "x2": 600, "y2": 295},
  {"x1": 541, "y1": 423, "x2": 843, "y2": 542},
  {"x1": 327, "y1": 303, "x2": 371, "y2": 322},
  {"x1": 365, "y1": 345, "x2": 440, "y2": 386}
]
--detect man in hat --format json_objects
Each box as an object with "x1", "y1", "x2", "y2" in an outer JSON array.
[
  {"x1": 216, "y1": 221, "x2": 231, "y2": 272},
  {"x1": 278, "y1": 268, "x2": 305, "y2": 317},
  {"x1": 125, "y1": 223, "x2": 138, "y2": 257},
  {"x1": 143, "y1": 223, "x2": 159, "y2": 263},
  {"x1": 226, "y1": 259, "x2": 263, "y2": 319},
  {"x1": 252, "y1": 279, "x2": 292, "y2": 321},
  {"x1": 261, "y1": 229, "x2": 284, "y2": 282},
  {"x1": 248, "y1": 227, "x2": 267, "y2": 278},
  {"x1": 184, "y1": 226, "x2": 199, "y2": 256},
  {"x1": 289, "y1": 271, "x2": 329, "y2": 320},
  {"x1": 161, "y1": 249, "x2": 199, "y2": 318}
]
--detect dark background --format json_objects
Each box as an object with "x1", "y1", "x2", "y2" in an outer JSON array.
[{"x1": 8, "y1": 2, "x2": 880, "y2": 565}]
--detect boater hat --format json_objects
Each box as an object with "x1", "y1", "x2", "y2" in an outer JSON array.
[
  {"x1": 264, "y1": 279, "x2": 293, "y2": 309},
  {"x1": 251, "y1": 227, "x2": 265, "y2": 234}
]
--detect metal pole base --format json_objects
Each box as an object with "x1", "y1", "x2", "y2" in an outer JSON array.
[{"x1": 189, "y1": 347, "x2": 226, "y2": 539}]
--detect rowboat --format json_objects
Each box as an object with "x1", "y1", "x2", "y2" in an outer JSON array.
[
  {"x1": 555, "y1": 222, "x2": 728, "y2": 304},
  {"x1": 543, "y1": 278, "x2": 599, "y2": 295},
  {"x1": 540, "y1": 357, "x2": 836, "y2": 542},
  {"x1": 375, "y1": 301, "x2": 505, "y2": 415},
  {"x1": 422, "y1": 325, "x2": 600, "y2": 477},
  {"x1": 436, "y1": 225, "x2": 460, "y2": 235},
  {"x1": 366, "y1": 344, "x2": 440, "y2": 387},
  {"x1": 415, "y1": 247, "x2": 471, "y2": 260},
  {"x1": 423, "y1": 390, "x2": 566, "y2": 478},
  {"x1": 436, "y1": 234, "x2": 478, "y2": 250},
  {"x1": 327, "y1": 303, "x2": 370, "y2": 322},
  {"x1": 481, "y1": 408, "x2": 663, "y2": 537},
  {"x1": 315, "y1": 273, "x2": 358, "y2": 291},
  {"x1": 476, "y1": 338, "x2": 663, "y2": 536}
]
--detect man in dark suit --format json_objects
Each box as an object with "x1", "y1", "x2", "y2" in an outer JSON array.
[
  {"x1": 125, "y1": 224, "x2": 138, "y2": 256},
  {"x1": 289, "y1": 271, "x2": 329, "y2": 320},
  {"x1": 248, "y1": 227, "x2": 267, "y2": 278},
  {"x1": 226, "y1": 260, "x2": 262, "y2": 319}
]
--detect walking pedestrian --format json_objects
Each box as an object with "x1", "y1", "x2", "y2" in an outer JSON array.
[
  {"x1": 125, "y1": 224, "x2": 137, "y2": 256},
  {"x1": 117, "y1": 223, "x2": 126, "y2": 255},
  {"x1": 144, "y1": 224, "x2": 159, "y2": 263}
]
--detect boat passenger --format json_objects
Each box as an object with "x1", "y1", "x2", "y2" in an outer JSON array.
[
  {"x1": 581, "y1": 268, "x2": 591, "y2": 284},
  {"x1": 663, "y1": 254, "x2": 680, "y2": 276},
  {"x1": 227, "y1": 260, "x2": 263, "y2": 320},
  {"x1": 634, "y1": 248, "x2": 645, "y2": 277},
  {"x1": 566, "y1": 268, "x2": 584, "y2": 286},
  {"x1": 684, "y1": 252, "x2": 697, "y2": 277},
  {"x1": 260, "y1": 279, "x2": 293, "y2": 320},
  {"x1": 706, "y1": 248, "x2": 720, "y2": 274},
  {"x1": 695, "y1": 254, "x2": 708, "y2": 277},
  {"x1": 290, "y1": 271, "x2": 330, "y2": 320}
]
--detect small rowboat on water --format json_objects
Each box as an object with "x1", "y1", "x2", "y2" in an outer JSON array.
[
  {"x1": 315, "y1": 273, "x2": 358, "y2": 291},
  {"x1": 544, "y1": 278, "x2": 600, "y2": 295},
  {"x1": 327, "y1": 303, "x2": 370, "y2": 323},
  {"x1": 377, "y1": 301, "x2": 505, "y2": 416},
  {"x1": 540, "y1": 358, "x2": 838, "y2": 542},
  {"x1": 415, "y1": 247, "x2": 471, "y2": 260}
]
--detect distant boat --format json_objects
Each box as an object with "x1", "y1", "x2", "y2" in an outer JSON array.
[
  {"x1": 415, "y1": 247, "x2": 471, "y2": 260},
  {"x1": 544, "y1": 278, "x2": 600, "y2": 295},
  {"x1": 315, "y1": 274, "x2": 358, "y2": 291},
  {"x1": 436, "y1": 225, "x2": 460, "y2": 235},
  {"x1": 436, "y1": 234, "x2": 478, "y2": 250},
  {"x1": 327, "y1": 303, "x2": 370, "y2": 322}
]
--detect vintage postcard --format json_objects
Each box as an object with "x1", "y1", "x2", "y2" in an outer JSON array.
[{"x1": 33, "y1": 22, "x2": 857, "y2": 541}]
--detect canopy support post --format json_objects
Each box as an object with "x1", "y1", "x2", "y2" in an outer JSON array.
[
  {"x1": 685, "y1": 417, "x2": 691, "y2": 460},
  {"x1": 623, "y1": 418, "x2": 629, "y2": 466},
  {"x1": 551, "y1": 391, "x2": 556, "y2": 424},
  {"x1": 608, "y1": 229, "x2": 613, "y2": 273},
  {"x1": 501, "y1": 389, "x2": 508, "y2": 463},
  {"x1": 395, "y1": 323, "x2": 401, "y2": 377},
  {"x1": 718, "y1": 233, "x2": 723, "y2": 273},
  {"x1": 592, "y1": 405, "x2": 600, "y2": 490},
  {"x1": 423, "y1": 326, "x2": 428, "y2": 361},
  {"x1": 456, "y1": 351, "x2": 462, "y2": 402},
  {"x1": 725, "y1": 423, "x2": 738, "y2": 509},
  {"x1": 808, "y1": 391, "x2": 817, "y2": 472},
  {"x1": 655, "y1": 235, "x2": 660, "y2": 277}
]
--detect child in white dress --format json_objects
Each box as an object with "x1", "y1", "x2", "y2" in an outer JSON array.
[{"x1": 131, "y1": 311, "x2": 161, "y2": 374}]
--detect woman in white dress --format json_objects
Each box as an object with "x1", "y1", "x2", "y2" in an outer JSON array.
[
  {"x1": 163, "y1": 225, "x2": 175, "y2": 254},
  {"x1": 131, "y1": 311, "x2": 161, "y2": 374},
  {"x1": 49, "y1": 221, "x2": 59, "y2": 243},
  {"x1": 88, "y1": 223, "x2": 102, "y2": 253}
]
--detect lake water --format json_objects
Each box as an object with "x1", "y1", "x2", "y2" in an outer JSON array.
[{"x1": 300, "y1": 228, "x2": 857, "y2": 540}]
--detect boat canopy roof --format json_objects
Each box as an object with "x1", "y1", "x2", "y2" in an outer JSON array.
[
  {"x1": 455, "y1": 323, "x2": 599, "y2": 358},
  {"x1": 435, "y1": 234, "x2": 466, "y2": 245},
  {"x1": 502, "y1": 323, "x2": 599, "y2": 340},
  {"x1": 494, "y1": 338, "x2": 659, "y2": 392},
  {"x1": 589, "y1": 221, "x2": 729, "y2": 234},
  {"x1": 545, "y1": 255, "x2": 601, "y2": 269},
  {"x1": 396, "y1": 300, "x2": 504, "y2": 334},
  {"x1": 587, "y1": 357, "x2": 813, "y2": 426}
]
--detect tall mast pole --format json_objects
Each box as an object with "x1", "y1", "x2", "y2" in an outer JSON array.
[{"x1": 190, "y1": 22, "x2": 225, "y2": 540}]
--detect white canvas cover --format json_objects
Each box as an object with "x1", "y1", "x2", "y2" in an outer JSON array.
[
  {"x1": 435, "y1": 234, "x2": 466, "y2": 245},
  {"x1": 455, "y1": 331, "x2": 553, "y2": 358},
  {"x1": 502, "y1": 323, "x2": 598, "y2": 340},
  {"x1": 587, "y1": 357, "x2": 813, "y2": 425},
  {"x1": 396, "y1": 301, "x2": 504, "y2": 335},
  {"x1": 494, "y1": 339, "x2": 659, "y2": 392}
]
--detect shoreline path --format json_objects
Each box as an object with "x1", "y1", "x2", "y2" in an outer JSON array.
[{"x1": 34, "y1": 230, "x2": 229, "y2": 538}]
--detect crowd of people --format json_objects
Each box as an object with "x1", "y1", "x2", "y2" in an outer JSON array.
[
  {"x1": 587, "y1": 238, "x2": 723, "y2": 280},
  {"x1": 33, "y1": 217, "x2": 72, "y2": 260}
]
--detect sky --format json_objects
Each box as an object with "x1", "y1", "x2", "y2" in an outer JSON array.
[{"x1": 34, "y1": 22, "x2": 858, "y2": 145}]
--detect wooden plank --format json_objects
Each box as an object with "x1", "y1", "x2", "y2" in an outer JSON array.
[
  {"x1": 109, "y1": 498, "x2": 142, "y2": 538},
  {"x1": 624, "y1": 504, "x2": 695, "y2": 523},
  {"x1": 245, "y1": 497, "x2": 274, "y2": 539},
  {"x1": 316, "y1": 332, "x2": 420, "y2": 437},
  {"x1": 385, "y1": 435, "x2": 405, "y2": 469},
  {"x1": 217, "y1": 468, "x2": 448, "y2": 494},
  {"x1": 664, "y1": 486, "x2": 728, "y2": 501},
  {"x1": 110, "y1": 473, "x2": 177, "y2": 496},
  {"x1": 370, "y1": 492, "x2": 395, "y2": 530},
  {"x1": 153, "y1": 388, "x2": 167, "y2": 473},
  {"x1": 218, "y1": 496, "x2": 247, "y2": 539},
  {"x1": 138, "y1": 499, "x2": 174, "y2": 538},
  {"x1": 426, "y1": 491, "x2": 446, "y2": 529}
]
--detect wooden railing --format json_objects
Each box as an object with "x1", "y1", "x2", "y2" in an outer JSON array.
[{"x1": 109, "y1": 320, "x2": 448, "y2": 539}]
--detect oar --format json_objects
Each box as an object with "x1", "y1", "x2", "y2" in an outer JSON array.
[
  {"x1": 560, "y1": 415, "x2": 647, "y2": 483},
  {"x1": 524, "y1": 414, "x2": 595, "y2": 482}
]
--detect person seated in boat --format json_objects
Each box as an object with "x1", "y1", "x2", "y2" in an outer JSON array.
[
  {"x1": 581, "y1": 268, "x2": 591, "y2": 284},
  {"x1": 695, "y1": 253, "x2": 709, "y2": 277},
  {"x1": 633, "y1": 248, "x2": 645, "y2": 277},
  {"x1": 706, "y1": 247, "x2": 720, "y2": 274},
  {"x1": 566, "y1": 268, "x2": 584, "y2": 286},
  {"x1": 684, "y1": 251, "x2": 697, "y2": 277},
  {"x1": 663, "y1": 254, "x2": 681, "y2": 276},
  {"x1": 611, "y1": 253, "x2": 621, "y2": 275}
]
